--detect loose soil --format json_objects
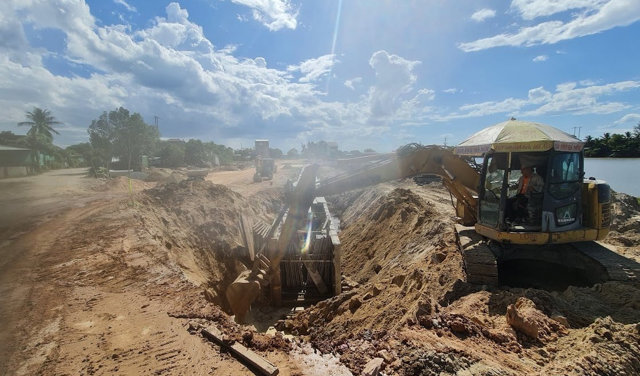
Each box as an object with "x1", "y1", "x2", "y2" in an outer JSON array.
[
  {"x1": 284, "y1": 180, "x2": 640, "y2": 375},
  {"x1": 1, "y1": 166, "x2": 638, "y2": 375},
  {"x1": 0, "y1": 166, "x2": 346, "y2": 376}
]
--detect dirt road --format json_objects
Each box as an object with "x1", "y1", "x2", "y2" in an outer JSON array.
[
  {"x1": 206, "y1": 162, "x2": 302, "y2": 196},
  {"x1": 0, "y1": 169, "x2": 155, "y2": 374},
  {"x1": 0, "y1": 166, "x2": 349, "y2": 376},
  {"x1": 0, "y1": 169, "x2": 100, "y2": 360}
]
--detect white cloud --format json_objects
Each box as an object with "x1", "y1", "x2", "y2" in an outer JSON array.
[
  {"x1": 459, "y1": 0, "x2": 640, "y2": 51},
  {"x1": 367, "y1": 50, "x2": 420, "y2": 119},
  {"x1": 443, "y1": 88, "x2": 460, "y2": 94},
  {"x1": 533, "y1": 54, "x2": 548, "y2": 62},
  {"x1": 395, "y1": 89, "x2": 436, "y2": 123},
  {"x1": 344, "y1": 77, "x2": 362, "y2": 90},
  {"x1": 230, "y1": 0, "x2": 297, "y2": 31},
  {"x1": 0, "y1": 1, "x2": 321, "y2": 143},
  {"x1": 614, "y1": 113, "x2": 640, "y2": 124},
  {"x1": 416, "y1": 88, "x2": 435, "y2": 101},
  {"x1": 471, "y1": 8, "x2": 496, "y2": 22},
  {"x1": 113, "y1": 0, "x2": 136, "y2": 13},
  {"x1": 436, "y1": 80, "x2": 640, "y2": 120},
  {"x1": 287, "y1": 54, "x2": 336, "y2": 83},
  {"x1": 579, "y1": 79, "x2": 597, "y2": 86},
  {"x1": 511, "y1": 0, "x2": 607, "y2": 20},
  {"x1": 527, "y1": 86, "x2": 552, "y2": 103},
  {"x1": 1, "y1": 1, "x2": 436, "y2": 149}
]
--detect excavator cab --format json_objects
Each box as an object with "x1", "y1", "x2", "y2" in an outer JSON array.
[
  {"x1": 476, "y1": 150, "x2": 609, "y2": 243},
  {"x1": 479, "y1": 151, "x2": 556, "y2": 231}
]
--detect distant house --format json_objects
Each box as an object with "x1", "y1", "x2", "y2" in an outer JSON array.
[{"x1": 0, "y1": 145, "x2": 33, "y2": 178}]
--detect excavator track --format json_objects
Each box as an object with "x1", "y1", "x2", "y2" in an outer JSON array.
[
  {"x1": 455, "y1": 224, "x2": 640, "y2": 288},
  {"x1": 571, "y1": 242, "x2": 640, "y2": 282},
  {"x1": 455, "y1": 225, "x2": 499, "y2": 285}
]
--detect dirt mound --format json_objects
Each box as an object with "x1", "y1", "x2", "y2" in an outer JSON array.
[
  {"x1": 144, "y1": 168, "x2": 187, "y2": 183},
  {"x1": 286, "y1": 187, "x2": 464, "y2": 343},
  {"x1": 542, "y1": 316, "x2": 640, "y2": 375},
  {"x1": 93, "y1": 176, "x2": 153, "y2": 192},
  {"x1": 339, "y1": 187, "x2": 462, "y2": 287},
  {"x1": 506, "y1": 297, "x2": 568, "y2": 341},
  {"x1": 605, "y1": 192, "x2": 640, "y2": 260},
  {"x1": 136, "y1": 179, "x2": 274, "y2": 311},
  {"x1": 284, "y1": 183, "x2": 640, "y2": 375}
]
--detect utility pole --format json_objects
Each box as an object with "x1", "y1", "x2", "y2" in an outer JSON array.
[
  {"x1": 444, "y1": 137, "x2": 447, "y2": 147},
  {"x1": 154, "y1": 115, "x2": 159, "y2": 130},
  {"x1": 572, "y1": 126, "x2": 582, "y2": 138}
]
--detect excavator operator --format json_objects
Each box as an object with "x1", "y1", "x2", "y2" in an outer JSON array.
[{"x1": 506, "y1": 165, "x2": 544, "y2": 223}]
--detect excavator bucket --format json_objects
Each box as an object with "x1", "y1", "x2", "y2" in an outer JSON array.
[{"x1": 226, "y1": 254, "x2": 270, "y2": 323}]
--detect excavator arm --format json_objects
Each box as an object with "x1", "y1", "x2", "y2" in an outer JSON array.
[
  {"x1": 226, "y1": 144, "x2": 480, "y2": 321},
  {"x1": 316, "y1": 144, "x2": 480, "y2": 225}
]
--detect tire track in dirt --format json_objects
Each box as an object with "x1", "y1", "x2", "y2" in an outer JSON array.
[
  {"x1": 2, "y1": 195, "x2": 258, "y2": 375},
  {"x1": 0, "y1": 200, "x2": 115, "y2": 375}
]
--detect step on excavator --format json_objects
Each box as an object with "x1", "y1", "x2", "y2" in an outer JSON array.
[{"x1": 226, "y1": 120, "x2": 639, "y2": 322}]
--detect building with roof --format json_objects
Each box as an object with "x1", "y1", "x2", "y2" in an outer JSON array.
[{"x1": 0, "y1": 145, "x2": 33, "y2": 178}]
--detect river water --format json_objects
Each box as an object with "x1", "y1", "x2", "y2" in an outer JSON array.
[{"x1": 584, "y1": 158, "x2": 640, "y2": 196}]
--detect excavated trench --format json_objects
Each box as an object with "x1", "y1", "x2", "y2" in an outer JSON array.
[
  {"x1": 136, "y1": 179, "x2": 285, "y2": 313},
  {"x1": 134, "y1": 179, "x2": 639, "y2": 376}
]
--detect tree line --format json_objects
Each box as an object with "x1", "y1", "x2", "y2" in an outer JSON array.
[
  {"x1": 3, "y1": 106, "x2": 379, "y2": 176},
  {"x1": 81, "y1": 107, "x2": 237, "y2": 173},
  {"x1": 584, "y1": 122, "x2": 640, "y2": 157},
  {"x1": 1, "y1": 107, "x2": 235, "y2": 174}
]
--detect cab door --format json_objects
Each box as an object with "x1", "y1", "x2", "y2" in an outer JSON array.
[{"x1": 478, "y1": 153, "x2": 507, "y2": 229}]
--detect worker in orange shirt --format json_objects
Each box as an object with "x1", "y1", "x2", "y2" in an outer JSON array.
[{"x1": 506, "y1": 165, "x2": 544, "y2": 223}]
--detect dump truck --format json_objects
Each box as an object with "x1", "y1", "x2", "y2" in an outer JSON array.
[
  {"x1": 253, "y1": 139, "x2": 277, "y2": 182},
  {"x1": 253, "y1": 157, "x2": 276, "y2": 182}
]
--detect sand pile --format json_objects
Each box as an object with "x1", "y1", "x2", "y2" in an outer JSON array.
[
  {"x1": 144, "y1": 168, "x2": 188, "y2": 183},
  {"x1": 93, "y1": 176, "x2": 153, "y2": 192},
  {"x1": 605, "y1": 192, "x2": 640, "y2": 260},
  {"x1": 284, "y1": 183, "x2": 640, "y2": 375},
  {"x1": 136, "y1": 179, "x2": 274, "y2": 311},
  {"x1": 285, "y1": 187, "x2": 464, "y2": 340}
]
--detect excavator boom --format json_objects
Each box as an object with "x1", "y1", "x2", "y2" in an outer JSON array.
[{"x1": 317, "y1": 144, "x2": 480, "y2": 225}]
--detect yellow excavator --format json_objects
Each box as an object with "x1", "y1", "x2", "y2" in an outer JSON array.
[{"x1": 226, "y1": 120, "x2": 637, "y2": 321}]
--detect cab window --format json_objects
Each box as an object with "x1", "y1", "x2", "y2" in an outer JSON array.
[{"x1": 549, "y1": 152, "x2": 581, "y2": 199}]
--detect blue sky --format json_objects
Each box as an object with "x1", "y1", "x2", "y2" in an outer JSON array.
[{"x1": 1, "y1": 0, "x2": 640, "y2": 152}]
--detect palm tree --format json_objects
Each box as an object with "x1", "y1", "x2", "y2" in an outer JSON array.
[{"x1": 18, "y1": 107, "x2": 61, "y2": 143}]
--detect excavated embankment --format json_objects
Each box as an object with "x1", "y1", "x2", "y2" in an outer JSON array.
[
  {"x1": 284, "y1": 183, "x2": 640, "y2": 375},
  {"x1": 135, "y1": 180, "x2": 277, "y2": 310}
]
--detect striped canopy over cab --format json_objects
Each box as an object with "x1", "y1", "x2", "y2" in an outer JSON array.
[{"x1": 454, "y1": 119, "x2": 584, "y2": 156}]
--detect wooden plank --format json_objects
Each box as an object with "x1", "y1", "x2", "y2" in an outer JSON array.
[
  {"x1": 240, "y1": 215, "x2": 255, "y2": 261},
  {"x1": 331, "y1": 233, "x2": 342, "y2": 295},
  {"x1": 200, "y1": 325, "x2": 279, "y2": 376},
  {"x1": 302, "y1": 260, "x2": 329, "y2": 294}
]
